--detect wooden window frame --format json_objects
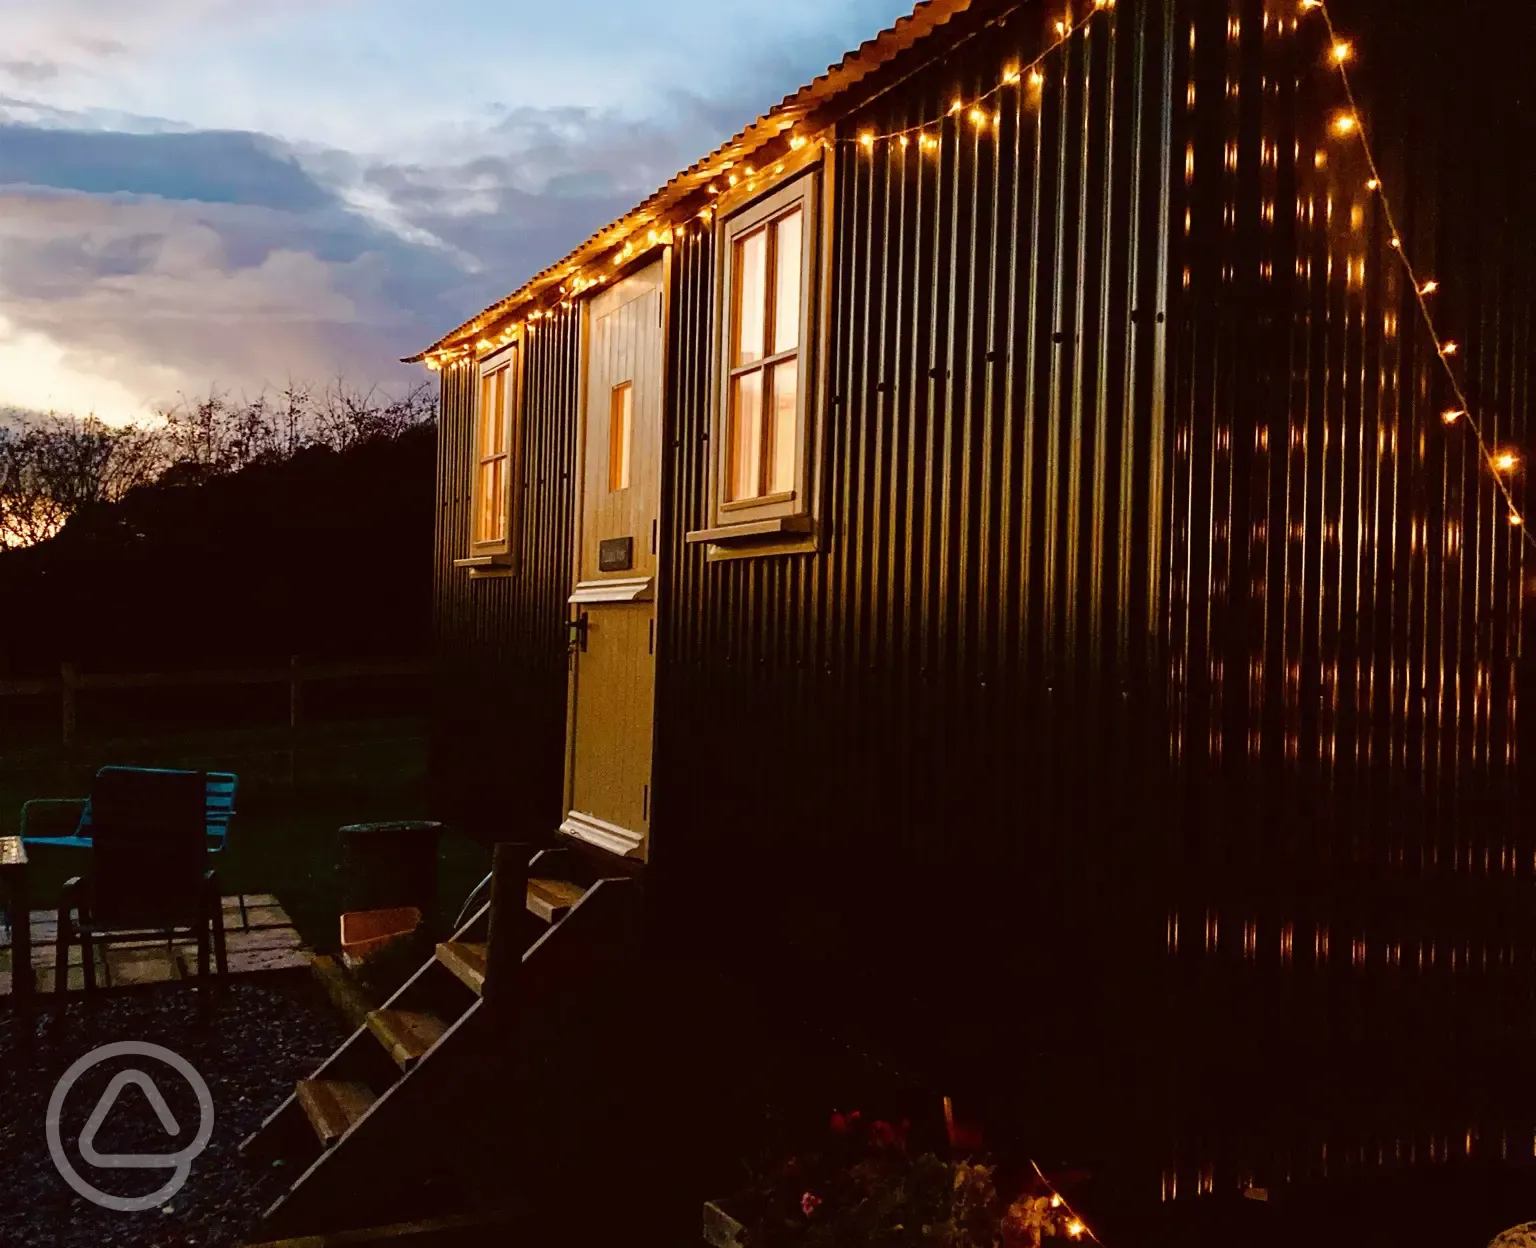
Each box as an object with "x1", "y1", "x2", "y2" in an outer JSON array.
[
  {"x1": 458, "y1": 338, "x2": 522, "y2": 574},
  {"x1": 688, "y1": 156, "x2": 830, "y2": 556}
]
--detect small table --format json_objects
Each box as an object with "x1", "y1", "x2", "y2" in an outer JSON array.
[{"x1": 1, "y1": 836, "x2": 32, "y2": 1000}]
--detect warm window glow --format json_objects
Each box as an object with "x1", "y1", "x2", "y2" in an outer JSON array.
[
  {"x1": 728, "y1": 204, "x2": 803, "y2": 501},
  {"x1": 475, "y1": 360, "x2": 513, "y2": 545},
  {"x1": 608, "y1": 381, "x2": 633, "y2": 492}
]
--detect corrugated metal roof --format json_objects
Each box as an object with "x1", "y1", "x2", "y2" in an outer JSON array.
[{"x1": 406, "y1": 0, "x2": 982, "y2": 361}]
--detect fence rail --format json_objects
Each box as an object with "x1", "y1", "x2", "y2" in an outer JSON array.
[{"x1": 0, "y1": 658, "x2": 430, "y2": 749}]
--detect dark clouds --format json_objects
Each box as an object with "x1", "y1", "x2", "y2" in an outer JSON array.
[
  {"x1": 0, "y1": 125, "x2": 331, "y2": 209},
  {"x1": 0, "y1": 108, "x2": 683, "y2": 408}
]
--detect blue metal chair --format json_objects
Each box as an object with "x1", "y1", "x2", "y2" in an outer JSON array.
[{"x1": 21, "y1": 768, "x2": 246, "y2": 927}]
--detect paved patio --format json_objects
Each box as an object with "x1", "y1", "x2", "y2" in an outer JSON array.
[{"x1": 0, "y1": 893, "x2": 312, "y2": 995}]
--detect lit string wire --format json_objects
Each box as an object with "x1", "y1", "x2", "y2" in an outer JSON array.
[
  {"x1": 425, "y1": 2, "x2": 1115, "y2": 370},
  {"x1": 1029, "y1": 1159, "x2": 1100, "y2": 1243},
  {"x1": 845, "y1": 0, "x2": 1115, "y2": 150},
  {"x1": 1305, "y1": 0, "x2": 1532, "y2": 544}
]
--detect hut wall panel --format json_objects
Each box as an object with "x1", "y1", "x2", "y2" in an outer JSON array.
[
  {"x1": 1156, "y1": 0, "x2": 1535, "y2": 1199},
  {"x1": 431, "y1": 310, "x2": 582, "y2": 843},
  {"x1": 655, "y1": 0, "x2": 1177, "y2": 1160}
]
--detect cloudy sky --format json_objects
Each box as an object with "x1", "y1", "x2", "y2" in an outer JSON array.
[{"x1": 0, "y1": 0, "x2": 912, "y2": 424}]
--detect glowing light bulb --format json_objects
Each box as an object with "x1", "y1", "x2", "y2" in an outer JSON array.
[
  {"x1": 860, "y1": 132, "x2": 875, "y2": 149},
  {"x1": 1055, "y1": 19, "x2": 1068, "y2": 35},
  {"x1": 1333, "y1": 114, "x2": 1358, "y2": 135},
  {"x1": 970, "y1": 107, "x2": 986, "y2": 126},
  {"x1": 1050, "y1": 1195, "x2": 1063, "y2": 1208},
  {"x1": 1441, "y1": 341, "x2": 1459, "y2": 356},
  {"x1": 1067, "y1": 1220, "x2": 1085, "y2": 1239},
  {"x1": 1419, "y1": 280, "x2": 1439, "y2": 294},
  {"x1": 790, "y1": 135, "x2": 807, "y2": 150},
  {"x1": 950, "y1": 98, "x2": 963, "y2": 115},
  {"x1": 1389, "y1": 236, "x2": 1401, "y2": 249},
  {"x1": 1510, "y1": 512, "x2": 1524, "y2": 526},
  {"x1": 1366, "y1": 177, "x2": 1380, "y2": 190},
  {"x1": 1331, "y1": 41, "x2": 1352, "y2": 63},
  {"x1": 1029, "y1": 69, "x2": 1046, "y2": 88},
  {"x1": 1495, "y1": 452, "x2": 1517, "y2": 472},
  {"x1": 1003, "y1": 66, "x2": 1022, "y2": 84},
  {"x1": 1442, "y1": 409, "x2": 1464, "y2": 424},
  {"x1": 898, "y1": 135, "x2": 909, "y2": 148}
]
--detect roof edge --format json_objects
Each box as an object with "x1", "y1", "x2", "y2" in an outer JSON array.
[{"x1": 407, "y1": 0, "x2": 983, "y2": 364}]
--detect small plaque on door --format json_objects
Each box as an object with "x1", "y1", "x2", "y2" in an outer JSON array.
[{"x1": 599, "y1": 536, "x2": 634, "y2": 572}]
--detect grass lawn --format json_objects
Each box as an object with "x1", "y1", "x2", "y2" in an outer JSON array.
[{"x1": 0, "y1": 717, "x2": 491, "y2": 955}]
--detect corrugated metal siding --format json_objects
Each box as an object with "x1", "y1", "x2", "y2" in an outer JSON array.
[
  {"x1": 655, "y1": 0, "x2": 1178, "y2": 1161},
  {"x1": 1157, "y1": 0, "x2": 1535, "y2": 1203},
  {"x1": 431, "y1": 309, "x2": 581, "y2": 842}
]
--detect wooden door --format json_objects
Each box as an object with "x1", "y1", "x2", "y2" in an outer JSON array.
[{"x1": 561, "y1": 260, "x2": 665, "y2": 860}]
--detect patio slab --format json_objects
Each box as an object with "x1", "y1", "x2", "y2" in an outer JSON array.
[{"x1": 0, "y1": 894, "x2": 312, "y2": 996}]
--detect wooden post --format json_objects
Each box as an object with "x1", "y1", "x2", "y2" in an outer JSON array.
[
  {"x1": 288, "y1": 655, "x2": 302, "y2": 790},
  {"x1": 60, "y1": 662, "x2": 77, "y2": 751},
  {"x1": 483, "y1": 842, "x2": 530, "y2": 1016}
]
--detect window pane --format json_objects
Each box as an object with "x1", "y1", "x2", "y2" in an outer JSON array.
[
  {"x1": 730, "y1": 370, "x2": 763, "y2": 500},
  {"x1": 608, "y1": 382, "x2": 633, "y2": 492},
  {"x1": 735, "y1": 228, "x2": 767, "y2": 366},
  {"x1": 491, "y1": 368, "x2": 507, "y2": 455},
  {"x1": 769, "y1": 358, "x2": 798, "y2": 495},
  {"x1": 773, "y1": 208, "x2": 802, "y2": 355},
  {"x1": 478, "y1": 374, "x2": 496, "y2": 459},
  {"x1": 477, "y1": 458, "x2": 504, "y2": 542}
]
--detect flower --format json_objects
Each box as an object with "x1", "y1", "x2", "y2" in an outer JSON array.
[{"x1": 801, "y1": 1191, "x2": 822, "y2": 1217}]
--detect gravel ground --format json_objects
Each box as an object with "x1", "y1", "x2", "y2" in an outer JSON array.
[{"x1": 0, "y1": 976, "x2": 350, "y2": 1248}]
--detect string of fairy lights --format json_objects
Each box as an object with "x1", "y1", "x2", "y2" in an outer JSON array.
[
  {"x1": 425, "y1": 0, "x2": 1528, "y2": 561},
  {"x1": 1030, "y1": 1159, "x2": 1098, "y2": 1242},
  {"x1": 844, "y1": 0, "x2": 1116, "y2": 153},
  {"x1": 1301, "y1": 0, "x2": 1533, "y2": 548}
]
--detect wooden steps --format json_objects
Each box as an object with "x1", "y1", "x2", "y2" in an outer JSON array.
[
  {"x1": 366, "y1": 1009, "x2": 447, "y2": 1070},
  {"x1": 297, "y1": 1079, "x2": 378, "y2": 1149},
  {"x1": 435, "y1": 942, "x2": 486, "y2": 995},
  {"x1": 240, "y1": 847, "x2": 639, "y2": 1243},
  {"x1": 526, "y1": 877, "x2": 585, "y2": 923}
]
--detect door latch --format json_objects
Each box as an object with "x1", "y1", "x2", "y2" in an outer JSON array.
[{"x1": 567, "y1": 610, "x2": 589, "y2": 653}]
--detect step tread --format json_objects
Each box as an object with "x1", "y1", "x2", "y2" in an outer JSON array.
[
  {"x1": 295, "y1": 1078, "x2": 377, "y2": 1149},
  {"x1": 435, "y1": 941, "x2": 487, "y2": 995},
  {"x1": 366, "y1": 1008, "x2": 448, "y2": 1070},
  {"x1": 526, "y1": 877, "x2": 586, "y2": 922}
]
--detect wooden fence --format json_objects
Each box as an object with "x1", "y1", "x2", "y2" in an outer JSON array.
[{"x1": 0, "y1": 658, "x2": 430, "y2": 749}]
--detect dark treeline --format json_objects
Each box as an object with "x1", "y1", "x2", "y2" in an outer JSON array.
[{"x1": 0, "y1": 383, "x2": 438, "y2": 679}]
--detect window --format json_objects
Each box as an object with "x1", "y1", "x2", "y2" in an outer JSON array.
[
  {"x1": 609, "y1": 381, "x2": 633, "y2": 492},
  {"x1": 727, "y1": 205, "x2": 801, "y2": 501},
  {"x1": 690, "y1": 164, "x2": 824, "y2": 553},
  {"x1": 464, "y1": 342, "x2": 519, "y2": 567}
]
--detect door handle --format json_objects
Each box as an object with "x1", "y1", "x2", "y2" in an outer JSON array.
[{"x1": 567, "y1": 610, "x2": 589, "y2": 653}]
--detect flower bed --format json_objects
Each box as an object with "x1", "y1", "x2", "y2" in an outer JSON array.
[{"x1": 706, "y1": 1106, "x2": 1090, "y2": 1248}]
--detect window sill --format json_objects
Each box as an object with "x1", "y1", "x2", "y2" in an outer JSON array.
[
  {"x1": 455, "y1": 554, "x2": 514, "y2": 579},
  {"x1": 686, "y1": 516, "x2": 818, "y2": 561},
  {"x1": 685, "y1": 515, "x2": 812, "y2": 544}
]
